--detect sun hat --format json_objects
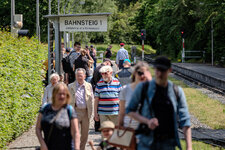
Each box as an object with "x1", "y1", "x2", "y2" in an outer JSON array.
[{"x1": 99, "y1": 121, "x2": 115, "y2": 131}]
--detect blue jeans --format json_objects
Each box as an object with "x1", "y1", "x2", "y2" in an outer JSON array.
[
  {"x1": 138, "y1": 139, "x2": 176, "y2": 150},
  {"x1": 94, "y1": 60, "x2": 97, "y2": 70}
]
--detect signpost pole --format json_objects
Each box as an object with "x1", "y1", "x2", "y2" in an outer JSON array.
[
  {"x1": 142, "y1": 40, "x2": 144, "y2": 60},
  {"x1": 36, "y1": 0, "x2": 40, "y2": 42},
  {"x1": 182, "y1": 38, "x2": 185, "y2": 63},
  {"x1": 72, "y1": 33, "x2": 74, "y2": 48},
  {"x1": 11, "y1": 0, "x2": 15, "y2": 34},
  {"x1": 47, "y1": 0, "x2": 51, "y2": 83},
  {"x1": 55, "y1": 18, "x2": 61, "y2": 74},
  {"x1": 211, "y1": 19, "x2": 214, "y2": 66}
]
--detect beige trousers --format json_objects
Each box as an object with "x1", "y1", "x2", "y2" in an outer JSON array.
[
  {"x1": 75, "y1": 108, "x2": 90, "y2": 150},
  {"x1": 99, "y1": 115, "x2": 118, "y2": 125}
]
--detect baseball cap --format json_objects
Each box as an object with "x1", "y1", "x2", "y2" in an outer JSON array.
[
  {"x1": 153, "y1": 56, "x2": 171, "y2": 71},
  {"x1": 123, "y1": 59, "x2": 131, "y2": 64},
  {"x1": 120, "y1": 43, "x2": 125, "y2": 46},
  {"x1": 85, "y1": 45, "x2": 89, "y2": 48},
  {"x1": 99, "y1": 121, "x2": 115, "y2": 131},
  {"x1": 90, "y1": 45, "x2": 94, "y2": 48}
]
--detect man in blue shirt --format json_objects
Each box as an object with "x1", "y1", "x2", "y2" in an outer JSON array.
[
  {"x1": 126, "y1": 56, "x2": 192, "y2": 150},
  {"x1": 116, "y1": 43, "x2": 129, "y2": 69}
]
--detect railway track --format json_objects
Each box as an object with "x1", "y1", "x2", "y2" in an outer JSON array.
[
  {"x1": 144, "y1": 56, "x2": 225, "y2": 96},
  {"x1": 172, "y1": 69, "x2": 225, "y2": 96},
  {"x1": 178, "y1": 129, "x2": 225, "y2": 149}
]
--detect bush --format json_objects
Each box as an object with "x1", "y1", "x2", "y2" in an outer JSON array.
[{"x1": 0, "y1": 30, "x2": 47, "y2": 148}]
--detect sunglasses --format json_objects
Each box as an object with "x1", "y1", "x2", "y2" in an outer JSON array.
[
  {"x1": 137, "y1": 71, "x2": 144, "y2": 76},
  {"x1": 101, "y1": 72, "x2": 108, "y2": 75}
]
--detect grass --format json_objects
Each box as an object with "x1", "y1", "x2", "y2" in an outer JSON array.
[
  {"x1": 149, "y1": 67, "x2": 225, "y2": 129},
  {"x1": 178, "y1": 140, "x2": 224, "y2": 150}
]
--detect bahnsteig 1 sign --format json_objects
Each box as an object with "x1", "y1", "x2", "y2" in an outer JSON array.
[{"x1": 60, "y1": 15, "x2": 107, "y2": 32}]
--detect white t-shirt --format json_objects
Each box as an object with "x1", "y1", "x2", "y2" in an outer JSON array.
[
  {"x1": 119, "y1": 84, "x2": 139, "y2": 129},
  {"x1": 42, "y1": 83, "x2": 54, "y2": 106}
]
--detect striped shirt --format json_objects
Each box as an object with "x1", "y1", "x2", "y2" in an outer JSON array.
[
  {"x1": 95, "y1": 77, "x2": 122, "y2": 115},
  {"x1": 116, "y1": 48, "x2": 129, "y2": 64}
]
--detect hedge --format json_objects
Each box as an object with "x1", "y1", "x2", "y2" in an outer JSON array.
[{"x1": 0, "y1": 30, "x2": 47, "y2": 148}]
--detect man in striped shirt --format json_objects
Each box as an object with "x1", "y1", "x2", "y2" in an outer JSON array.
[
  {"x1": 116, "y1": 43, "x2": 129, "y2": 69},
  {"x1": 94, "y1": 65, "x2": 122, "y2": 125}
]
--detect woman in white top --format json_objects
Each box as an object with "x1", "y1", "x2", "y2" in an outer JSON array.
[
  {"x1": 118, "y1": 61, "x2": 152, "y2": 129},
  {"x1": 42, "y1": 73, "x2": 60, "y2": 105}
]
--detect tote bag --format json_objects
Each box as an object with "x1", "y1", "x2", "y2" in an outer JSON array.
[{"x1": 108, "y1": 126, "x2": 136, "y2": 150}]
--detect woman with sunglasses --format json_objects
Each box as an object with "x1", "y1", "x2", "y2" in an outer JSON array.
[{"x1": 118, "y1": 61, "x2": 152, "y2": 129}]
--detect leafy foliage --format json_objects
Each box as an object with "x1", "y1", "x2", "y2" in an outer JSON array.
[
  {"x1": 1, "y1": 0, "x2": 224, "y2": 63},
  {"x1": 134, "y1": 0, "x2": 225, "y2": 63},
  {"x1": 0, "y1": 30, "x2": 47, "y2": 148}
]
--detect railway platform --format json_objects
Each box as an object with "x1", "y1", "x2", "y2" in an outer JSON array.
[{"x1": 172, "y1": 63, "x2": 225, "y2": 92}]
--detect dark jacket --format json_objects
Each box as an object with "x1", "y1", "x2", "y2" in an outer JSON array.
[{"x1": 90, "y1": 64, "x2": 105, "y2": 91}]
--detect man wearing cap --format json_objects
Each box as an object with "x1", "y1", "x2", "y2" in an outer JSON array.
[
  {"x1": 115, "y1": 59, "x2": 133, "y2": 86},
  {"x1": 126, "y1": 56, "x2": 192, "y2": 150},
  {"x1": 116, "y1": 43, "x2": 129, "y2": 69},
  {"x1": 94, "y1": 65, "x2": 122, "y2": 125}
]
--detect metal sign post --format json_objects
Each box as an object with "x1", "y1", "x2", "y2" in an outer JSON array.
[
  {"x1": 44, "y1": 13, "x2": 111, "y2": 79},
  {"x1": 142, "y1": 40, "x2": 144, "y2": 61},
  {"x1": 182, "y1": 38, "x2": 185, "y2": 63},
  {"x1": 36, "y1": 0, "x2": 40, "y2": 42},
  {"x1": 211, "y1": 19, "x2": 214, "y2": 66},
  {"x1": 11, "y1": 0, "x2": 15, "y2": 34},
  {"x1": 141, "y1": 29, "x2": 146, "y2": 61}
]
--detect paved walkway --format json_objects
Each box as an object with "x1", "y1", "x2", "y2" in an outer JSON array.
[{"x1": 8, "y1": 119, "x2": 101, "y2": 150}]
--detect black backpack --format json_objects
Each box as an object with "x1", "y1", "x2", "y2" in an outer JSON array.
[
  {"x1": 62, "y1": 52, "x2": 74, "y2": 73},
  {"x1": 106, "y1": 48, "x2": 112, "y2": 58}
]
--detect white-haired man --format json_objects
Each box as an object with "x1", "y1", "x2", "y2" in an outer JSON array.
[
  {"x1": 94, "y1": 65, "x2": 122, "y2": 125},
  {"x1": 68, "y1": 68, "x2": 94, "y2": 150}
]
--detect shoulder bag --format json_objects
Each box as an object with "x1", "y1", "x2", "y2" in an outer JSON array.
[{"x1": 108, "y1": 119, "x2": 136, "y2": 150}]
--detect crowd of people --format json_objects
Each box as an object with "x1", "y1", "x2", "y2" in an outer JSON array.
[{"x1": 37, "y1": 42, "x2": 192, "y2": 150}]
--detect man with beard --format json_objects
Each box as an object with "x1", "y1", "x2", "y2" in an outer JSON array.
[{"x1": 94, "y1": 65, "x2": 122, "y2": 125}]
